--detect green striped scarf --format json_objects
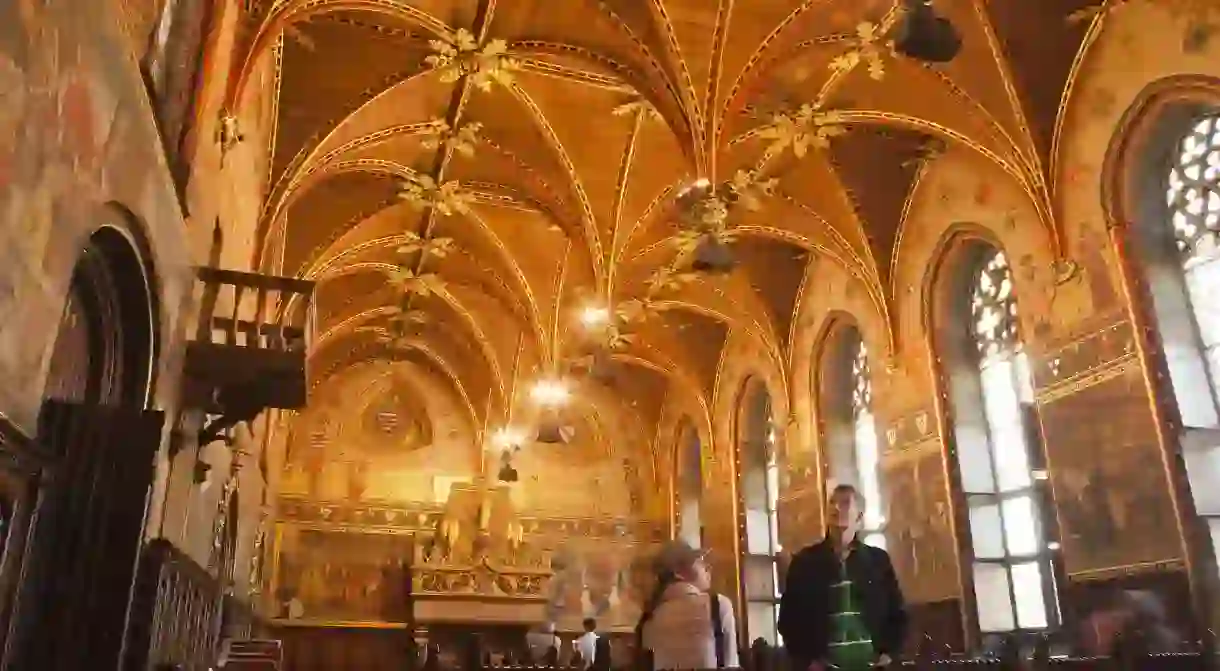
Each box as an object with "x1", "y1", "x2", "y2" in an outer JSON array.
[{"x1": 827, "y1": 559, "x2": 875, "y2": 671}]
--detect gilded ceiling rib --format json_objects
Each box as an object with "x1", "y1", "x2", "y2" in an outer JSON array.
[
  {"x1": 716, "y1": 0, "x2": 834, "y2": 133},
  {"x1": 1049, "y1": 12, "x2": 1109, "y2": 214},
  {"x1": 967, "y1": 0, "x2": 1042, "y2": 170},
  {"x1": 702, "y1": 279, "x2": 787, "y2": 392},
  {"x1": 307, "y1": 262, "x2": 507, "y2": 399},
  {"x1": 548, "y1": 240, "x2": 574, "y2": 369},
  {"x1": 503, "y1": 84, "x2": 605, "y2": 275},
  {"x1": 593, "y1": 2, "x2": 698, "y2": 163},
  {"x1": 225, "y1": 0, "x2": 450, "y2": 114},
  {"x1": 646, "y1": 0, "x2": 708, "y2": 162},
  {"x1": 277, "y1": 123, "x2": 436, "y2": 205},
  {"x1": 607, "y1": 105, "x2": 645, "y2": 293},
  {"x1": 614, "y1": 180, "x2": 687, "y2": 266},
  {"x1": 516, "y1": 59, "x2": 632, "y2": 91},
  {"x1": 704, "y1": 0, "x2": 733, "y2": 178}
]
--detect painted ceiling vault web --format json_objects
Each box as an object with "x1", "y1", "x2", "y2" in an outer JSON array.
[{"x1": 223, "y1": 0, "x2": 1163, "y2": 457}]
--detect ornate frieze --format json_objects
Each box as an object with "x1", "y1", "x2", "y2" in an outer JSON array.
[
  {"x1": 1030, "y1": 315, "x2": 1137, "y2": 402},
  {"x1": 276, "y1": 496, "x2": 664, "y2": 541}
]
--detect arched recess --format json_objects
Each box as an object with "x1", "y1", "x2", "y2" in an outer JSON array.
[
  {"x1": 12, "y1": 217, "x2": 164, "y2": 670},
  {"x1": 675, "y1": 418, "x2": 704, "y2": 550},
  {"x1": 929, "y1": 233, "x2": 1060, "y2": 643},
  {"x1": 736, "y1": 377, "x2": 780, "y2": 644},
  {"x1": 814, "y1": 318, "x2": 884, "y2": 548},
  {"x1": 43, "y1": 222, "x2": 160, "y2": 407},
  {"x1": 1103, "y1": 74, "x2": 1220, "y2": 626}
]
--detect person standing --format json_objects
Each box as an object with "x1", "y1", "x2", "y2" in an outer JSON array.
[
  {"x1": 575, "y1": 618, "x2": 599, "y2": 669},
  {"x1": 778, "y1": 484, "x2": 907, "y2": 671},
  {"x1": 637, "y1": 540, "x2": 739, "y2": 669}
]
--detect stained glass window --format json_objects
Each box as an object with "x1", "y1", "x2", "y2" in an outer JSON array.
[
  {"x1": 740, "y1": 385, "x2": 780, "y2": 644},
  {"x1": 1164, "y1": 113, "x2": 1220, "y2": 581},
  {"x1": 850, "y1": 342, "x2": 885, "y2": 548},
  {"x1": 1168, "y1": 114, "x2": 1220, "y2": 400},
  {"x1": 958, "y1": 248, "x2": 1058, "y2": 634}
]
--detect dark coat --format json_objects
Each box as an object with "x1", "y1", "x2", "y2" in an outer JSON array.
[{"x1": 778, "y1": 537, "x2": 907, "y2": 667}]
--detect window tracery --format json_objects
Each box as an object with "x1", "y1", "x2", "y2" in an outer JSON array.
[
  {"x1": 949, "y1": 248, "x2": 1058, "y2": 636},
  {"x1": 849, "y1": 342, "x2": 884, "y2": 549}
]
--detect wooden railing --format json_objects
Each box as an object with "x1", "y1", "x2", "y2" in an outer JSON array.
[
  {"x1": 193, "y1": 267, "x2": 315, "y2": 353},
  {"x1": 124, "y1": 539, "x2": 222, "y2": 671}
]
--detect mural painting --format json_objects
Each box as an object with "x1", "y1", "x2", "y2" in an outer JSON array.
[
  {"x1": 886, "y1": 449, "x2": 958, "y2": 602},
  {"x1": 275, "y1": 527, "x2": 413, "y2": 623},
  {"x1": 0, "y1": 0, "x2": 172, "y2": 433},
  {"x1": 1041, "y1": 367, "x2": 1181, "y2": 575},
  {"x1": 544, "y1": 540, "x2": 650, "y2": 630}
]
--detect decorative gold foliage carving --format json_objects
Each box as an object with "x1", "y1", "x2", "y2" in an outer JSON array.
[
  {"x1": 829, "y1": 22, "x2": 890, "y2": 81},
  {"x1": 420, "y1": 119, "x2": 484, "y2": 157},
  {"x1": 398, "y1": 174, "x2": 476, "y2": 215},
  {"x1": 757, "y1": 104, "x2": 850, "y2": 159},
  {"x1": 425, "y1": 28, "x2": 522, "y2": 91}
]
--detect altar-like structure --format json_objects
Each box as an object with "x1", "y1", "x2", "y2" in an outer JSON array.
[{"x1": 410, "y1": 480, "x2": 554, "y2": 624}]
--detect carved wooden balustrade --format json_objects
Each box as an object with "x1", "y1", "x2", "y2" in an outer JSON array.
[
  {"x1": 124, "y1": 539, "x2": 224, "y2": 671},
  {"x1": 185, "y1": 267, "x2": 315, "y2": 443}
]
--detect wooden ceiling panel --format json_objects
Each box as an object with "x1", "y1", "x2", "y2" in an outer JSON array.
[
  {"x1": 273, "y1": 16, "x2": 426, "y2": 184},
  {"x1": 826, "y1": 58, "x2": 1018, "y2": 166},
  {"x1": 656, "y1": 309, "x2": 728, "y2": 401},
  {"x1": 314, "y1": 71, "x2": 456, "y2": 163},
  {"x1": 248, "y1": 0, "x2": 1099, "y2": 425},
  {"x1": 733, "y1": 237, "x2": 810, "y2": 346},
  {"x1": 315, "y1": 271, "x2": 394, "y2": 331},
  {"x1": 515, "y1": 71, "x2": 639, "y2": 252},
  {"x1": 983, "y1": 0, "x2": 1095, "y2": 179},
  {"x1": 826, "y1": 125, "x2": 931, "y2": 286},
  {"x1": 282, "y1": 171, "x2": 401, "y2": 276}
]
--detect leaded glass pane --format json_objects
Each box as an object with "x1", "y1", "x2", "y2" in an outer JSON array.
[
  {"x1": 972, "y1": 251, "x2": 1019, "y2": 358},
  {"x1": 1168, "y1": 115, "x2": 1220, "y2": 259},
  {"x1": 969, "y1": 500, "x2": 1005, "y2": 559},
  {"x1": 1011, "y1": 562, "x2": 1049, "y2": 629},
  {"x1": 973, "y1": 563, "x2": 1016, "y2": 632},
  {"x1": 1001, "y1": 494, "x2": 1041, "y2": 556}
]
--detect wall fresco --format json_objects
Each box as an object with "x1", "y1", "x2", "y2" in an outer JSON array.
[
  {"x1": 0, "y1": 0, "x2": 192, "y2": 434},
  {"x1": 1040, "y1": 364, "x2": 1181, "y2": 575},
  {"x1": 883, "y1": 446, "x2": 959, "y2": 603},
  {"x1": 275, "y1": 527, "x2": 413, "y2": 623}
]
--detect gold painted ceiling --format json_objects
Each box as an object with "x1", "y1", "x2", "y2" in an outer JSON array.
[{"x1": 226, "y1": 0, "x2": 1103, "y2": 443}]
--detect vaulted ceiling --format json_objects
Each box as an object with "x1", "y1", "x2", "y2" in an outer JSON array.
[{"x1": 227, "y1": 0, "x2": 1099, "y2": 444}]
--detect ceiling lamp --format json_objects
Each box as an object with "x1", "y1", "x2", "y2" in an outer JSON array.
[
  {"x1": 579, "y1": 305, "x2": 611, "y2": 328},
  {"x1": 691, "y1": 235, "x2": 736, "y2": 274},
  {"x1": 893, "y1": 0, "x2": 962, "y2": 64},
  {"x1": 536, "y1": 419, "x2": 575, "y2": 445},
  {"x1": 530, "y1": 378, "x2": 571, "y2": 407},
  {"x1": 492, "y1": 426, "x2": 527, "y2": 448}
]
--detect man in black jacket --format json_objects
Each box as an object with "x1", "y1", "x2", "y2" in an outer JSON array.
[{"x1": 778, "y1": 484, "x2": 907, "y2": 670}]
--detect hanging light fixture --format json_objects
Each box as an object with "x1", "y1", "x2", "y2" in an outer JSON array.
[
  {"x1": 691, "y1": 234, "x2": 736, "y2": 274},
  {"x1": 893, "y1": 0, "x2": 961, "y2": 64}
]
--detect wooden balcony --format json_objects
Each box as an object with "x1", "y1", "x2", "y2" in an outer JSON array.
[{"x1": 184, "y1": 267, "x2": 315, "y2": 425}]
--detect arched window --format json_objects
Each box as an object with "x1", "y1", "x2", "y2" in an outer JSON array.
[
  {"x1": 818, "y1": 326, "x2": 885, "y2": 547},
  {"x1": 939, "y1": 247, "x2": 1059, "y2": 637},
  {"x1": 1124, "y1": 108, "x2": 1220, "y2": 574},
  {"x1": 676, "y1": 420, "x2": 704, "y2": 549},
  {"x1": 739, "y1": 381, "x2": 780, "y2": 643}
]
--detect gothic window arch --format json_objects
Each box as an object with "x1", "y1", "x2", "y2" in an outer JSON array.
[
  {"x1": 817, "y1": 324, "x2": 885, "y2": 548},
  {"x1": 935, "y1": 244, "x2": 1060, "y2": 639},
  {"x1": 675, "y1": 419, "x2": 704, "y2": 550},
  {"x1": 1118, "y1": 99, "x2": 1220, "y2": 577},
  {"x1": 737, "y1": 379, "x2": 780, "y2": 644}
]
